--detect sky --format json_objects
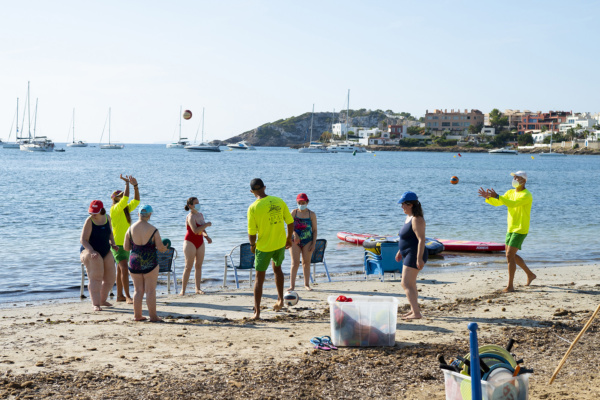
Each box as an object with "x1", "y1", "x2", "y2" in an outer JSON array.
[{"x1": 1, "y1": 0, "x2": 599, "y2": 144}]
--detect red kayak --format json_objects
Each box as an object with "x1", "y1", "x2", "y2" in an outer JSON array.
[
  {"x1": 336, "y1": 231, "x2": 376, "y2": 245},
  {"x1": 337, "y1": 232, "x2": 505, "y2": 252}
]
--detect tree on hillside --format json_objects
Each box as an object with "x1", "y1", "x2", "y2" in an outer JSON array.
[
  {"x1": 489, "y1": 109, "x2": 508, "y2": 134},
  {"x1": 407, "y1": 126, "x2": 421, "y2": 135},
  {"x1": 517, "y1": 133, "x2": 534, "y2": 146},
  {"x1": 320, "y1": 131, "x2": 333, "y2": 143},
  {"x1": 468, "y1": 122, "x2": 484, "y2": 135},
  {"x1": 541, "y1": 125, "x2": 548, "y2": 132}
]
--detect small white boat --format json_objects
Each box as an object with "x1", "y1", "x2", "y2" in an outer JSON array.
[
  {"x1": 227, "y1": 140, "x2": 256, "y2": 150},
  {"x1": 3, "y1": 98, "x2": 22, "y2": 149},
  {"x1": 100, "y1": 108, "x2": 124, "y2": 149},
  {"x1": 298, "y1": 105, "x2": 330, "y2": 153},
  {"x1": 66, "y1": 109, "x2": 88, "y2": 147},
  {"x1": 299, "y1": 142, "x2": 330, "y2": 153},
  {"x1": 167, "y1": 106, "x2": 191, "y2": 148},
  {"x1": 21, "y1": 136, "x2": 55, "y2": 152},
  {"x1": 327, "y1": 142, "x2": 367, "y2": 153},
  {"x1": 539, "y1": 129, "x2": 566, "y2": 156},
  {"x1": 184, "y1": 108, "x2": 221, "y2": 152},
  {"x1": 488, "y1": 147, "x2": 518, "y2": 155}
]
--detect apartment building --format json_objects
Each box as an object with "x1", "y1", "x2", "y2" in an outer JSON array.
[
  {"x1": 425, "y1": 109, "x2": 484, "y2": 136},
  {"x1": 518, "y1": 111, "x2": 571, "y2": 134}
]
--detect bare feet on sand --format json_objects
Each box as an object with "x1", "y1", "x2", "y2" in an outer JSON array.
[
  {"x1": 401, "y1": 311, "x2": 413, "y2": 318},
  {"x1": 93, "y1": 306, "x2": 102, "y2": 311},
  {"x1": 195, "y1": 289, "x2": 205, "y2": 295},
  {"x1": 526, "y1": 273, "x2": 537, "y2": 286},
  {"x1": 502, "y1": 286, "x2": 516, "y2": 293},
  {"x1": 116, "y1": 297, "x2": 126, "y2": 302},
  {"x1": 401, "y1": 312, "x2": 422, "y2": 320},
  {"x1": 101, "y1": 301, "x2": 113, "y2": 307},
  {"x1": 273, "y1": 301, "x2": 284, "y2": 312},
  {"x1": 304, "y1": 286, "x2": 313, "y2": 291},
  {"x1": 133, "y1": 317, "x2": 148, "y2": 322},
  {"x1": 125, "y1": 297, "x2": 133, "y2": 304},
  {"x1": 286, "y1": 287, "x2": 295, "y2": 292},
  {"x1": 251, "y1": 307, "x2": 260, "y2": 320},
  {"x1": 178, "y1": 291, "x2": 186, "y2": 296},
  {"x1": 150, "y1": 317, "x2": 163, "y2": 323}
]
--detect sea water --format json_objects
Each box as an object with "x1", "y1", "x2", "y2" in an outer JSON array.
[{"x1": 1, "y1": 145, "x2": 599, "y2": 303}]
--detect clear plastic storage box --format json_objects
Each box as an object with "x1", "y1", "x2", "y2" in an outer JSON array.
[
  {"x1": 327, "y1": 295, "x2": 399, "y2": 347},
  {"x1": 443, "y1": 369, "x2": 531, "y2": 400}
]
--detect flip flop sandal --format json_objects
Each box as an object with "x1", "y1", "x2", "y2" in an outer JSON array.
[
  {"x1": 310, "y1": 337, "x2": 330, "y2": 351},
  {"x1": 321, "y1": 336, "x2": 338, "y2": 350}
]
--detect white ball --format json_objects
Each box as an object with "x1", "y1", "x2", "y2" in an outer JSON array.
[{"x1": 283, "y1": 290, "x2": 299, "y2": 306}]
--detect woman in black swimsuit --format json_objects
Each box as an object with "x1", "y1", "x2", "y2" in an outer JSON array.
[
  {"x1": 80, "y1": 200, "x2": 119, "y2": 311},
  {"x1": 395, "y1": 191, "x2": 427, "y2": 320}
]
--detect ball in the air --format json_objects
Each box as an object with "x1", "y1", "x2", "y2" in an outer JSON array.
[
  {"x1": 283, "y1": 290, "x2": 299, "y2": 306},
  {"x1": 450, "y1": 176, "x2": 459, "y2": 185},
  {"x1": 183, "y1": 110, "x2": 192, "y2": 120}
]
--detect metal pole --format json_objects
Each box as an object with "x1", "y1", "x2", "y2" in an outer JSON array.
[{"x1": 468, "y1": 323, "x2": 483, "y2": 400}]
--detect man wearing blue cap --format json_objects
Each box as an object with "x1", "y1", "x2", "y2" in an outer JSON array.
[{"x1": 478, "y1": 171, "x2": 536, "y2": 292}]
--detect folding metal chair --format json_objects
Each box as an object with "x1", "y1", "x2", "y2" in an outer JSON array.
[{"x1": 223, "y1": 243, "x2": 255, "y2": 288}]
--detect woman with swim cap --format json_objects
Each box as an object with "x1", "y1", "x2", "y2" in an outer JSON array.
[
  {"x1": 109, "y1": 174, "x2": 140, "y2": 304},
  {"x1": 180, "y1": 197, "x2": 212, "y2": 295},
  {"x1": 395, "y1": 191, "x2": 428, "y2": 320},
  {"x1": 288, "y1": 193, "x2": 317, "y2": 291},
  {"x1": 123, "y1": 205, "x2": 168, "y2": 322},
  {"x1": 80, "y1": 200, "x2": 119, "y2": 311}
]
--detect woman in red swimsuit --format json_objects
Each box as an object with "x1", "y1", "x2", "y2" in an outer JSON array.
[{"x1": 180, "y1": 197, "x2": 212, "y2": 295}]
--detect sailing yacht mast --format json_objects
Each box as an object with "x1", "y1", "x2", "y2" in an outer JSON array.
[
  {"x1": 33, "y1": 98, "x2": 38, "y2": 138},
  {"x1": 309, "y1": 104, "x2": 314, "y2": 142},
  {"x1": 346, "y1": 89, "x2": 350, "y2": 142},
  {"x1": 108, "y1": 107, "x2": 111, "y2": 145},
  {"x1": 179, "y1": 106, "x2": 182, "y2": 141},
  {"x1": 27, "y1": 82, "x2": 31, "y2": 141},
  {"x1": 202, "y1": 107, "x2": 205, "y2": 143},
  {"x1": 72, "y1": 108, "x2": 75, "y2": 143}
]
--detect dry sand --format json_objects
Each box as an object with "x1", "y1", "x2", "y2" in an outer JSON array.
[{"x1": 1, "y1": 263, "x2": 599, "y2": 399}]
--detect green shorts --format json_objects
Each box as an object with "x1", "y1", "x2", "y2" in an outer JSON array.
[
  {"x1": 254, "y1": 247, "x2": 286, "y2": 272},
  {"x1": 505, "y1": 232, "x2": 527, "y2": 250},
  {"x1": 111, "y1": 245, "x2": 130, "y2": 263}
]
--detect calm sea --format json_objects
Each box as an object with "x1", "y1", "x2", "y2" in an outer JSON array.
[{"x1": 1, "y1": 145, "x2": 599, "y2": 304}]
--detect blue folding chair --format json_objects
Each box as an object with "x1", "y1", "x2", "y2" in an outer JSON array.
[
  {"x1": 309, "y1": 238, "x2": 331, "y2": 283},
  {"x1": 363, "y1": 242, "x2": 403, "y2": 282},
  {"x1": 223, "y1": 243, "x2": 255, "y2": 288},
  {"x1": 157, "y1": 247, "x2": 178, "y2": 293}
]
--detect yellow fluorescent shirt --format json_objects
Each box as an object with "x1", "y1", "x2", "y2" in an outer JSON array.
[
  {"x1": 247, "y1": 196, "x2": 294, "y2": 252},
  {"x1": 109, "y1": 196, "x2": 140, "y2": 246},
  {"x1": 486, "y1": 189, "x2": 532, "y2": 234}
]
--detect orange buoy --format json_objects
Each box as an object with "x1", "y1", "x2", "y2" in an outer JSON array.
[{"x1": 450, "y1": 176, "x2": 459, "y2": 184}]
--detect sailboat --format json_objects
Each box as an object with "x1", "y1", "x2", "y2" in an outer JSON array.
[
  {"x1": 326, "y1": 90, "x2": 366, "y2": 153},
  {"x1": 185, "y1": 108, "x2": 221, "y2": 152},
  {"x1": 66, "y1": 109, "x2": 88, "y2": 147},
  {"x1": 3, "y1": 98, "x2": 21, "y2": 149},
  {"x1": 539, "y1": 125, "x2": 566, "y2": 156},
  {"x1": 166, "y1": 106, "x2": 191, "y2": 148},
  {"x1": 20, "y1": 96, "x2": 55, "y2": 152},
  {"x1": 100, "y1": 108, "x2": 124, "y2": 149},
  {"x1": 299, "y1": 104, "x2": 329, "y2": 153}
]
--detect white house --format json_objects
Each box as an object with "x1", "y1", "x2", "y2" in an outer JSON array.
[
  {"x1": 559, "y1": 113, "x2": 598, "y2": 132},
  {"x1": 531, "y1": 132, "x2": 551, "y2": 143},
  {"x1": 356, "y1": 128, "x2": 382, "y2": 138},
  {"x1": 332, "y1": 123, "x2": 362, "y2": 137}
]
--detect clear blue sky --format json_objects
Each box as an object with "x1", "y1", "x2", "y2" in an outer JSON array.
[{"x1": 2, "y1": 0, "x2": 598, "y2": 143}]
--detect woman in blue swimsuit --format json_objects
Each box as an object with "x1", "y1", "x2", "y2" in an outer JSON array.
[
  {"x1": 80, "y1": 200, "x2": 119, "y2": 312},
  {"x1": 395, "y1": 191, "x2": 427, "y2": 320},
  {"x1": 124, "y1": 205, "x2": 168, "y2": 322},
  {"x1": 288, "y1": 193, "x2": 317, "y2": 291}
]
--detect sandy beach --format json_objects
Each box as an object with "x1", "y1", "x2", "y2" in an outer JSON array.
[{"x1": 1, "y1": 263, "x2": 599, "y2": 399}]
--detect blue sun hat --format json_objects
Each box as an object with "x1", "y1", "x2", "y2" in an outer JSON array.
[
  {"x1": 140, "y1": 204, "x2": 153, "y2": 215},
  {"x1": 397, "y1": 191, "x2": 418, "y2": 204}
]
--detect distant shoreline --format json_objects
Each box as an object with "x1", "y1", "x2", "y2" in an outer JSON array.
[{"x1": 289, "y1": 144, "x2": 600, "y2": 155}]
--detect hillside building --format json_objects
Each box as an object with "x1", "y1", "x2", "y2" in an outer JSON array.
[
  {"x1": 518, "y1": 111, "x2": 571, "y2": 134},
  {"x1": 425, "y1": 109, "x2": 484, "y2": 136}
]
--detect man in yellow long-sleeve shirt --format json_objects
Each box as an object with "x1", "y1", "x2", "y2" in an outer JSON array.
[{"x1": 478, "y1": 171, "x2": 537, "y2": 292}]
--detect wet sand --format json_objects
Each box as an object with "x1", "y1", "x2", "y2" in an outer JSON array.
[{"x1": 1, "y1": 264, "x2": 599, "y2": 399}]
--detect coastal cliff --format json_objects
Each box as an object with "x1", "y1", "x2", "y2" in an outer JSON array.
[{"x1": 221, "y1": 110, "x2": 390, "y2": 147}]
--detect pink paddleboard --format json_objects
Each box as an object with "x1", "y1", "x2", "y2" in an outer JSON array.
[
  {"x1": 336, "y1": 231, "x2": 376, "y2": 245},
  {"x1": 435, "y1": 239, "x2": 505, "y2": 252}
]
